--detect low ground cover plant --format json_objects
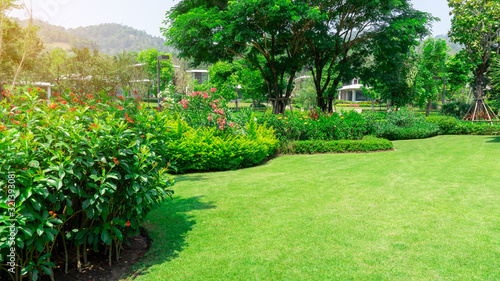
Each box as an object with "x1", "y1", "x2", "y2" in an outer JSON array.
[{"x1": 280, "y1": 136, "x2": 393, "y2": 154}]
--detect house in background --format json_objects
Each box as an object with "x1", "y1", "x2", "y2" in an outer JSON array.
[
  {"x1": 337, "y1": 78, "x2": 372, "y2": 102},
  {"x1": 186, "y1": 70, "x2": 209, "y2": 84}
]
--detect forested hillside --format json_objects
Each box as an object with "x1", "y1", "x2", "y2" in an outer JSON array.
[{"x1": 28, "y1": 19, "x2": 173, "y2": 55}]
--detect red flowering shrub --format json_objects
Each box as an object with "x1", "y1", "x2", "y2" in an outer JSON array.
[
  {"x1": 172, "y1": 89, "x2": 231, "y2": 131},
  {"x1": 0, "y1": 90, "x2": 175, "y2": 280}
]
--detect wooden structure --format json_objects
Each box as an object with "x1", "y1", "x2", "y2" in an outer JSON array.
[{"x1": 462, "y1": 97, "x2": 499, "y2": 124}]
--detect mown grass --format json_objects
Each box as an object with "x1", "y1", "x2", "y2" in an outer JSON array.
[{"x1": 125, "y1": 135, "x2": 500, "y2": 280}]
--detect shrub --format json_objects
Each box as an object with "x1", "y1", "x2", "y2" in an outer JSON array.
[
  {"x1": 425, "y1": 115, "x2": 500, "y2": 135},
  {"x1": 259, "y1": 110, "x2": 375, "y2": 142},
  {"x1": 281, "y1": 136, "x2": 393, "y2": 154},
  {"x1": 0, "y1": 90, "x2": 174, "y2": 280},
  {"x1": 374, "y1": 110, "x2": 439, "y2": 140},
  {"x1": 425, "y1": 115, "x2": 460, "y2": 134},
  {"x1": 440, "y1": 101, "x2": 472, "y2": 118},
  {"x1": 159, "y1": 117, "x2": 279, "y2": 173}
]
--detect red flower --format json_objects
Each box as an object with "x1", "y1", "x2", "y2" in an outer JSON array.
[
  {"x1": 11, "y1": 119, "x2": 20, "y2": 125},
  {"x1": 16, "y1": 110, "x2": 21, "y2": 114},
  {"x1": 69, "y1": 108, "x2": 77, "y2": 112},
  {"x1": 210, "y1": 88, "x2": 217, "y2": 92},
  {"x1": 21, "y1": 98, "x2": 25, "y2": 101},
  {"x1": 21, "y1": 124, "x2": 27, "y2": 128},
  {"x1": 117, "y1": 105, "x2": 124, "y2": 110},
  {"x1": 118, "y1": 96, "x2": 125, "y2": 101},
  {"x1": 126, "y1": 221, "x2": 131, "y2": 227},
  {"x1": 89, "y1": 123, "x2": 98, "y2": 130},
  {"x1": 48, "y1": 103, "x2": 58, "y2": 109},
  {"x1": 72, "y1": 98, "x2": 79, "y2": 102},
  {"x1": 113, "y1": 158, "x2": 119, "y2": 165},
  {"x1": 140, "y1": 135, "x2": 145, "y2": 138},
  {"x1": 61, "y1": 100, "x2": 67, "y2": 105},
  {"x1": 137, "y1": 106, "x2": 142, "y2": 109},
  {"x1": 0, "y1": 124, "x2": 6, "y2": 131},
  {"x1": 27, "y1": 88, "x2": 32, "y2": 92}
]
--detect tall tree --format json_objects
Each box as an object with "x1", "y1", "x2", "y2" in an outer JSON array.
[
  {"x1": 0, "y1": 1, "x2": 43, "y2": 96},
  {"x1": 415, "y1": 38, "x2": 450, "y2": 116},
  {"x1": 448, "y1": 0, "x2": 500, "y2": 119},
  {"x1": 137, "y1": 48, "x2": 174, "y2": 94},
  {"x1": 305, "y1": 0, "x2": 433, "y2": 112},
  {"x1": 164, "y1": 0, "x2": 320, "y2": 114},
  {"x1": 361, "y1": 6, "x2": 433, "y2": 109}
]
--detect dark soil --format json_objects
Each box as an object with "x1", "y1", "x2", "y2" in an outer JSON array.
[{"x1": 42, "y1": 231, "x2": 150, "y2": 281}]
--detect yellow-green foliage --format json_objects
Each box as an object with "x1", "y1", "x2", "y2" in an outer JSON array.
[{"x1": 160, "y1": 118, "x2": 279, "y2": 173}]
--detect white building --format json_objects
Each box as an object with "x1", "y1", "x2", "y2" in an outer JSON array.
[
  {"x1": 338, "y1": 78, "x2": 372, "y2": 102},
  {"x1": 186, "y1": 70, "x2": 209, "y2": 84}
]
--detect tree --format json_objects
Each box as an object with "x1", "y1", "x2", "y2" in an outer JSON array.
[
  {"x1": 414, "y1": 38, "x2": 450, "y2": 116},
  {"x1": 446, "y1": 53, "x2": 472, "y2": 101},
  {"x1": 305, "y1": 0, "x2": 433, "y2": 112},
  {"x1": 0, "y1": 1, "x2": 43, "y2": 96},
  {"x1": 137, "y1": 48, "x2": 174, "y2": 95},
  {"x1": 448, "y1": 0, "x2": 500, "y2": 120},
  {"x1": 164, "y1": 0, "x2": 320, "y2": 114},
  {"x1": 208, "y1": 61, "x2": 241, "y2": 101},
  {"x1": 361, "y1": 6, "x2": 433, "y2": 109}
]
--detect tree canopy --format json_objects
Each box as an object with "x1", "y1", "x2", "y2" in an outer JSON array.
[
  {"x1": 448, "y1": 0, "x2": 500, "y2": 104},
  {"x1": 164, "y1": 0, "x2": 434, "y2": 113}
]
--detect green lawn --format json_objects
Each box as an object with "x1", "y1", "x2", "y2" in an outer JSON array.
[{"x1": 125, "y1": 135, "x2": 500, "y2": 280}]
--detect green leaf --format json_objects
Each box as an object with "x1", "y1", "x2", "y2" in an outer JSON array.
[{"x1": 101, "y1": 229, "x2": 110, "y2": 245}]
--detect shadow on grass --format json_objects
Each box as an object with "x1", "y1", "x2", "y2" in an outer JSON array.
[
  {"x1": 125, "y1": 196, "x2": 216, "y2": 279},
  {"x1": 487, "y1": 136, "x2": 500, "y2": 143},
  {"x1": 173, "y1": 174, "x2": 209, "y2": 183}
]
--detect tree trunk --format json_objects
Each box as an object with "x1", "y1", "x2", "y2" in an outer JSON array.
[
  {"x1": 371, "y1": 100, "x2": 375, "y2": 112},
  {"x1": 272, "y1": 99, "x2": 287, "y2": 115},
  {"x1": 426, "y1": 99, "x2": 431, "y2": 117}
]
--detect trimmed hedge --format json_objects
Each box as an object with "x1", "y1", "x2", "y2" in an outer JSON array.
[
  {"x1": 159, "y1": 118, "x2": 279, "y2": 173},
  {"x1": 373, "y1": 110, "x2": 440, "y2": 140},
  {"x1": 280, "y1": 136, "x2": 393, "y2": 154},
  {"x1": 426, "y1": 115, "x2": 500, "y2": 135},
  {"x1": 260, "y1": 110, "x2": 375, "y2": 142},
  {"x1": 375, "y1": 121, "x2": 439, "y2": 140}
]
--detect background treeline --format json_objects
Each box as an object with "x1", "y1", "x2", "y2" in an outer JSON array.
[{"x1": 20, "y1": 19, "x2": 175, "y2": 55}]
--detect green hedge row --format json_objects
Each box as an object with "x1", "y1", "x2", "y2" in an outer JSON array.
[
  {"x1": 426, "y1": 116, "x2": 500, "y2": 135},
  {"x1": 280, "y1": 136, "x2": 393, "y2": 154},
  {"x1": 374, "y1": 121, "x2": 440, "y2": 140}
]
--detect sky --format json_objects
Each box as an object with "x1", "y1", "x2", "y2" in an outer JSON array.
[{"x1": 10, "y1": 0, "x2": 452, "y2": 38}]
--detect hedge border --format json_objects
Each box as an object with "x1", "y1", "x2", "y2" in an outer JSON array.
[{"x1": 279, "y1": 137, "x2": 394, "y2": 154}]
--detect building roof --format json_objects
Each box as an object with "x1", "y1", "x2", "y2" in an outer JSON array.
[{"x1": 338, "y1": 84, "x2": 365, "y2": 91}]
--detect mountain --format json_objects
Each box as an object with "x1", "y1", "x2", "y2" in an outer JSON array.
[
  {"x1": 29, "y1": 19, "x2": 174, "y2": 55},
  {"x1": 67, "y1": 23, "x2": 174, "y2": 55},
  {"x1": 435, "y1": 34, "x2": 464, "y2": 55}
]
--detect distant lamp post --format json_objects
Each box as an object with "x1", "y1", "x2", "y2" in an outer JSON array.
[
  {"x1": 157, "y1": 55, "x2": 170, "y2": 109},
  {"x1": 432, "y1": 76, "x2": 447, "y2": 105}
]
